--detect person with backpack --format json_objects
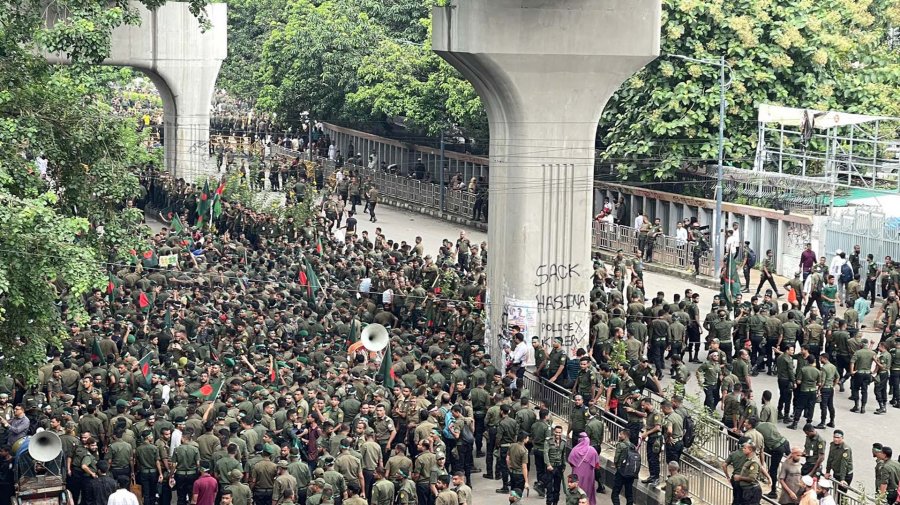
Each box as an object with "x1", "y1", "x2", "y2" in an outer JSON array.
[
  {"x1": 611, "y1": 429, "x2": 638, "y2": 505},
  {"x1": 742, "y1": 242, "x2": 756, "y2": 294}
]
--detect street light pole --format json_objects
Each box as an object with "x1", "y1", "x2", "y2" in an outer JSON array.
[
  {"x1": 668, "y1": 54, "x2": 730, "y2": 274},
  {"x1": 716, "y1": 54, "x2": 726, "y2": 275}
]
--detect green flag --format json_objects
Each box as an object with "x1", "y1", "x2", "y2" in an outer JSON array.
[
  {"x1": 163, "y1": 308, "x2": 173, "y2": 330},
  {"x1": 722, "y1": 252, "x2": 740, "y2": 308},
  {"x1": 89, "y1": 338, "x2": 106, "y2": 365},
  {"x1": 195, "y1": 180, "x2": 212, "y2": 225},
  {"x1": 137, "y1": 352, "x2": 153, "y2": 385},
  {"x1": 302, "y1": 257, "x2": 321, "y2": 303},
  {"x1": 107, "y1": 274, "x2": 120, "y2": 305},
  {"x1": 376, "y1": 343, "x2": 395, "y2": 389},
  {"x1": 171, "y1": 215, "x2": 184, "y2": 234},
  {"x1": 191, "y1": 379, "x2": 224, "y2": 402}
]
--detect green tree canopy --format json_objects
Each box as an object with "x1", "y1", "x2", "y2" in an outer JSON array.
[{"x1": 0, "y1": 0, "x2": 207, "y2": 381}]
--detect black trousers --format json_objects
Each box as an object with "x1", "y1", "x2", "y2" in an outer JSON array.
[
  {"x1": 777, "y1": 378, "x2": 793, "y2": 417},
  {"x1": 862, "y1": 278, "x2": 877, "y2": 303},
  {"x1": 610, "y1": 471, "x2": 635, "y2": 505},
  {"x1": 741, "y1": 483, "x2": 762, "y2": 505},
  {"x1": 820, "y1": 388, "x2": 835, "y2": 423},
  {"x1": 836, "y1": 355, "x2": 852, "y2": 384},
  {"x1": 497, "y1": 446, "x2": 510, "y2": 487},
  {"x1": 509, "y1": 473, "x2": 525, "y2": 491},
  {"x1": 474, "y1": 415, "x2": 486, "y2": 454},
  {"x1": 67, "y1": 471, "x2": 85, "y2": 505},
  {"x1": 768, "y1": 441, "x2": 789, "y2": 495},
  {"x1": 137, "y1": 470, "x2": 159, "y2": 505},
  {"x1": 646, "y1": 437, "x2": 661, "y2": 479},
  {"x1": 665, "y1": 440, "x2": 684, "y2": 463},
  {"x1": 764, "y1": 339, "x2": 779, "y2": 370},
  {"x1": 891, "y1": 371, "x2": 900, "y2": 404},
  {"x1": 175, "y1": 473, "x2": 197, "y2": 505},
  {"x1": 792, "y1": 390, "x2": 816, "y2": 423},
  {"x1": 369, "y1": 202, "x2": 377, "y2": 220},
  {"x1": 252, "y1": 489, "x2": 273, "y2": 505},
  {"x1": 851, "y1": 373, "x2": 872, "y2": 405},
  {"x1": 756, "y1": 273, "x2": 778, "y2": 295},
  {"x1": 417, "y1": 482, "x2": 434, "y2": 505},
  {"x1": 875, "y1": 373, "x2": 889, "y2": 404},
  {"x1": 533, "y1": 449, "x2": 547, "y2": 489},
  {"x1": 485, "y1": 427, "x2": 497, "y2": 476},
  {"x1": 546, "y1": 464, "x2": 564, "y2": 505}
]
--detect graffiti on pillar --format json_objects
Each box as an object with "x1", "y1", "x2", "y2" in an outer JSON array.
[
  {"x1": 532, "y1": 263, "x2": 589, "y2": 349},
  {"x1": 534, "y1": 263, "x2": 581, "y2": 287},
  {"x1": 785, "y1": 223, "x2": 811, "y2": 256}
]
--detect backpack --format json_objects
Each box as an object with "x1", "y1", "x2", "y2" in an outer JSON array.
[
  {"x1": 620, "y1": 446, "x2": 641, "y2": 478},
  {"x1": 682, "y1": 414, "x2": 696, "y2": 449},
  {"x1": 840, "y1": 262, "x2": 853, "y2": 283},
  {"x1": 747, "y1": 249, "x2": 757, "y2": 269}
]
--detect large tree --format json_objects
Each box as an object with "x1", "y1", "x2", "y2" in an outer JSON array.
[
  {"x1": 597, "y1": 0, "x2": 900, "y2": 180},
  {"x1": 0, "y1": 0, "x2": 206, "y2": 381}
]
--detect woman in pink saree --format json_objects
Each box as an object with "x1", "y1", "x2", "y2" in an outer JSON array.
[{"x1": 568, "y1": 432, "x2": 600, "y2": 505}]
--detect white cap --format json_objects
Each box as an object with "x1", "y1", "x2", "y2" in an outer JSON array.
[
  {"x1": 818, "y1": 479, "x2": 833, "y2": 489},
  {"x1": 835, "y1": 249, "x2": 843, "y2": 255},
  {"x1": 801, "y1": 475, "x2": 814, "y2": 487}
]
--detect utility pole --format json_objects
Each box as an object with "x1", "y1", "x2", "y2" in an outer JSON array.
[
  {"x1": 715, "y1": 54, "x2": 726, "y2": 274},
  {"x1": 669, "y1": 54, "x2": 730, "y2": 274},
  {"x1": 439, "y1": 130, "x2": 446, "y2": 212}
]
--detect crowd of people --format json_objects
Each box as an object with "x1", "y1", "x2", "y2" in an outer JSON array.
[{"x1": 9, "y1": 112, "x2": 900, "y2": 505}]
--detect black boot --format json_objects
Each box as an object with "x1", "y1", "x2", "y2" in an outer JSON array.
[
  {"x1": 860, "y1": 404, "x2": 866, "y2": 414},
  {"x1": 850, "y1": 401, "x2": 859, "y2": 413}
]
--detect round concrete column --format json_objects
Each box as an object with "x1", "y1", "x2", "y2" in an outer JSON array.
[{"x1": 433, "y1": 0, "x2": 661, "y2": 359}]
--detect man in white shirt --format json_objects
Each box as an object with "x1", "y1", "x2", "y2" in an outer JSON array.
[
  {"x1": 107, "y1": 475, "x2": 140, "y2": 505},
  {"x1": 509, "y1": 332, "x2": 528, "y2": 387},
  {"x1": 633, "y1": 211, "x2": 644, "y2": 230},
  {"x1": 829, "y1": 250, "x2": 847, "y2": 302}
]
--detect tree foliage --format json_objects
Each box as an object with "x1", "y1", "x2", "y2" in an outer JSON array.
[
  {"x1": 0, "y1": 0, "x2": 207, "y2": 381},
  {"x1": 598, "y1": 0, "x2": 900, "y2": 180}
]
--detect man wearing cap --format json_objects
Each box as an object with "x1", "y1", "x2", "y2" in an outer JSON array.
[
  {"x1": 321, "y1": 456, "x2": 346, "y2": 505},
  {"x1": 849, "y1": 338, "x2": 876, "y2": 413},
  {"x1": 226, "y1": 469, "x2": 251, "y2": 505},
  {"x1": 824, "y1": 430, "x2": 853, "y2": 494},
  {"x1": 274, "y1": 461, "x2": 299, "y2": 505},
  {"x1": 134, "y1": 430, "x2": 160, "y2": 505},
  {"x1": 249, "y1": 447, "x2": 277, "y2": 505},
  {"x1": 396, "y1": 469, "x2": 418, "y2": 505}
]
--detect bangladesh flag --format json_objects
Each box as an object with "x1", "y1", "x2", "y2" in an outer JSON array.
[
  {"x1": 376, "y1": 343, "x2": 396, "y2": 388},
  {"x1": 269, "y1": 360, "x2": 278, "y2": 383},
  {"x1": 141, "y1": 249, "x2": 159, "y2": 269},
  {"x1": 107, "y1": 274, "x2": 120, "y2": 305},
  {"x1": 138, "y1": 292, "x2": 151, "y2": 311},
  {"x1": 171, "y1": 215, "x2": 185, "y2": 234},
  {"x1": 302, "y1": 257, "x2": 321, "y2": 302},
  {"x1": 137, "y1": 352, "x2": 153, "y2": 385},
  {"x1": 315, "y1": 236, "x2": 323, "y2": 255},
  {"x1": 89, "y1": 338, "x2": 106, "y2": 365},
  {"x1": 195, "y1": 180, "x2": 212, "y2": 225},
  {"x1": 191, "y1": 380, "x2": 224, "y2": 402},
  {"x1": 212, "y1": 181, "x2": 226, "y2": 219}
]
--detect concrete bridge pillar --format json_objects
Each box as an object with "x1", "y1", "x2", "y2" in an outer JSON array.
[
  {"x1": 433, "y1": 0, "x2": 661, "y2": 356},
  {"x1": 45, "y1": 2, "x2": 227, "y2": 182}
]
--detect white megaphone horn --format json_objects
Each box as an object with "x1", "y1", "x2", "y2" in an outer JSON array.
[
  {"x1": 28, "y1": 430, "x2": 63, "y2": 463},
  {"x1": 361, "y1": 323, "x2": 389, "y2": 352}
]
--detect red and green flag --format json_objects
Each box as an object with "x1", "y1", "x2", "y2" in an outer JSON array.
[
  {"x1": 191, "y1": 380, "x2": 224, "y2": 402},
  {"x1": 195, "y1": 180, "x2": 212, "y2": 225},
  {"x1": 89, "y1": 338, "x2": 106, "y2": 365},
  {"x1": 141, "y1": 249, "x2": 159, "y2": 268},
  {"x1": 315, "y1": 236, "x2": 323, "y2": 255},
  {"x1": 376, "y1": 343, "x2": 396, "y2": 389},
  {"x1": 138, "y1": 291, "x2": 151, "y2": 311},
  {"x1": 302, "y1": 257, "x2": 321, "y2": 302},
  {"x1": 137, "y1": 352, "x2": 153, "y2": 385},
  {"x1": 107, "y1": 274, "x2": 120, "y2": 304},
  {"x1": 211, "y1": 181, "x2": 226, "y2": 219},
  {"x1": 269, "y1": 361, "x2": 278, "y2": 383}
]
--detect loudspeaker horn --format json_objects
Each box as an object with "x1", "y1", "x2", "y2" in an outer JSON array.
[
  {"x1": 28, "y1": 430, "x2": 62, "y2": 462},
  {"x1": 361, "y1": 323, "x2": 389, "y2": 352}
]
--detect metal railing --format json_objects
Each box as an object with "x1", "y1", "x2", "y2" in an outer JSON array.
[
  {"x1": 523, "y1": 372, "x2": 573, "y2": 421},
  {"x1": 591, "y1": 221, "x2": 715, "y2": 277}
]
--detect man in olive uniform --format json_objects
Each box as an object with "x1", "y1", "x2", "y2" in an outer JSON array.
[
  {"x1": 800, "y1": 424, "x2": 825, "y2": 477},
  {"x1": 531, "y1": 409, "x2": 552, "y2": 497},
  {"x1": 434, "y1": 474, "x2": 458, "y2": 505},
  {"x1": 713, "y1": 310, "x2": 735, "y2": 362},
  {"x1": 470, "y1": 379, "x2": 489, "y2": 458},
  {"x1": 877, "y1": 446, "x2": 900, "y2": 503},
  {"x1": 732, "y1": 442, "x2": 762, "y2": 505},
  {"x1": 564, "y1": 475, "x2": 588, "y2": 505},
  {"x1": 370, "y1": 467, "x2": 395, "y2": 505},
  {"x1": 816, "y1": 353, "x2": 838, "y2": 428},
  {"x1": 610, "y1": 430, "x2": 635, "y2": 505},
  {"x1": 568, "y1": 395, "x2": 589, "y2": 442},
  {"x1": 546, "y1": 338, "x2": 568, "y2": 386},
  {"x1": 344, "y1": 482, "x2": 367, "y2": 505},
  {"x1": 664, "y1": 462, "x2": 689, "y2": 505},
  {"x1": 639, "y1": 397, "x2": 663, "y2": 486},
  {"x1": 696, "y1": 352, "x2": 721, "y2": 410},
  {"x1": 850, "y1": 338, "x2": 876, "y2": 413},
  {"x1": 134, "y1": 430, "x2": 161, "y2": 505},
  {"x1": 483, "y1": 397, "x2": 501, "y2": 480},
  {"x1": 107, "y1": 428, "x2": 134, "y2": 485},
  {"x1": 891, "y1": 339, "x2": 900, "y2": 408},
  {"x1": 874, "y1": 341, "x2": 892, "y2": 414},
  {"x1": 173, "y1": 428, "x2": 200, "y2": 505},
  {"x1": 544, "y1": 425, "x2": 569, "y2": 505},
  {"x1": 825, "y1": 430, "x2": 853, "y2": 494},
  {"x1": 788, "y1": 355, "x2": 820, "y2": 430},
  {"x1": 249, "y1": 449, "x2": 277, "y2": 505},
  {"x1": 226, "y1": 469, "x2": 252, "y2": 505},
  {"x1": 496, "y1": 404, "x2": 518, "y2": 493},
  {"x1": 506, "y1": 432, "x2": 529, "y2": 493},
  {"x1": 395, "y1": 469, "x2": 418, "y2": 505},
  {"x1": 775, "y1": 346, "x2": 795, "y2": 421}
]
